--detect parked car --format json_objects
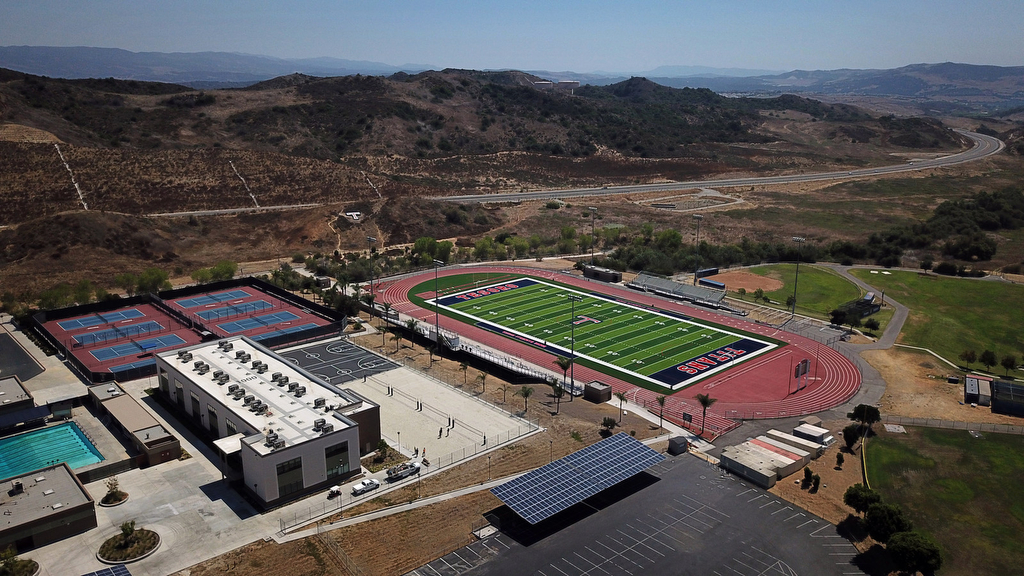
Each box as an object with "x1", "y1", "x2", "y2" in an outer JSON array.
[{"x1": 351, "y1": 479, "x2": 381, "y2": 495}]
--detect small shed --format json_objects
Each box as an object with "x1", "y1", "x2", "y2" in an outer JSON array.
[
  {"x1": 793, "y1": 423, "x2": 834, "y2": 445},
  {"x1": 964, "y1": 375, "x2": 992, "y2": 406},
  {"x1": 667, "y1": 436, "x2": 689, "y2": 455},
  {"x1": 584, "y1": 381, "x2": 612, "y2": 403}
]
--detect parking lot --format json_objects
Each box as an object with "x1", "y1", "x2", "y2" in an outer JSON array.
[{"x1": 406, "y1": 455, "x2": 863, "y2": 576}]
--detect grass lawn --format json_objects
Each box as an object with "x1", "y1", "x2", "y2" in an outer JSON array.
[
  {"x1": 866, "y1": 427, "x2": 1024, "y2": 576},
  {"x1": 850, "y1": 269, "x2": 1024, "y2": 378},
  {"x1": 736, "y1": 263, "x2": 863, "y2": 319}
]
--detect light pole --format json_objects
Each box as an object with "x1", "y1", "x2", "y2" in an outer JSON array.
[
  {"x1": 588, "y1": 206, "x2": 597, "y2": 265},
  {"x1": 692, "y1": 214, "x2": 703, "y2": 285},
  {"x1": 433, "y1": 259, "x2": 445, "y2": 347},
  {"x1": 568, "y1": 294, "x2": 582, "y2": 397},
  {"x1": 366, "y1": 236, "x2": 377, "y2": 297},
  {"x1": 791, "y1": 236, "x2": 805, "y2": 316},
  {"x1": 397, "y1": 430, "x2": 401, "y2": 455}
]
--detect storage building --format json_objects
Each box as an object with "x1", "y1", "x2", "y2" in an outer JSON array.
[
  {"x1": 964, "y1": 375, "x2": 992, "y2": 406},
  {"x1": 0, "y1": 463, "x2": 96, "y2": 552},
  {"x1": 793, "y1": 423, "x2": 834, "y2": 446},
  {"x1": 765, "y1": 429, "x2": 825, "y2": 458}
]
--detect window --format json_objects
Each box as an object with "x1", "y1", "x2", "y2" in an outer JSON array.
[
  {"x1": 190, "y1": 392, "x2": 202, "y2": 423},
  {"x1": 225, "y1": 419, "x2": 237, "y2": 437},
  {"x1": 276, "y1": 457, "x2": 303, "y2": 497},
  {"x1": 207, "y1": 405, "x2": 218, "y2": 436},
  {"x1": 325, "y1": 441, "x2": 350, "y2": 480}
]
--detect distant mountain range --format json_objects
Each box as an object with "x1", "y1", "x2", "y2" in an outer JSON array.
[{"x1": 2, "y1": 46, "x2": 1023, "y2": 112}]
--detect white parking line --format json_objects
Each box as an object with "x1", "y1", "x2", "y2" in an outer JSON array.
[
  {"x1": 574, "y1": 551, "x2": 612, "y2": 575},
  {"x1": 796, "y1": 519, "x2": 818, "y2": 529},
  {"x1": 784, "y1": 512, "x2": 805, "y2": 522},
  {"x1": 771, "y1": 506, "x2": 792, "y2": 515}
]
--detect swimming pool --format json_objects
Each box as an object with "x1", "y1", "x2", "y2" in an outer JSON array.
[{"x1": 0, "y1": 422, "x2": 104, "y2": 479}]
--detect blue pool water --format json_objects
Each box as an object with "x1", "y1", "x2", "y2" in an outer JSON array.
[{"x1": 0, "y1": 422, "x2": 104, "y2": 478}]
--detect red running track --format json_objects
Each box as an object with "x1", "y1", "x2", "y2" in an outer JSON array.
[{"x1": 374, "y1": 266, "x2": 861, "y2": 438}]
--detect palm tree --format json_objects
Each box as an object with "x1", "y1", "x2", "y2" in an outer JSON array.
[
  {"x1": 389, "y1": 327, "x2": 402, "y2": 352},
  {"x1": 614, "y1": 391, "x2": 627, "y2": 423},
  {"x1": 550, "y1": 379, "x2": 565, "y2": 414},
  {"x1": 499, "y1": 383, "x2": 511, "y2": 404},
  {"x1": 476, "y1": 371, "x2": 488, "y2": 393},
  {"x1": 554, "y1": 356, "x2": 572, "y2": 394},
  {"x1": 656, "y1": 395, "x2": 666, "y2": 431},
  {"x1": 404, "y1": 318, "x2": 419, "y2": 350},
  {"x1": 696, "y1": 393, "x2": 718, "y2": 435},
  {"x1": 520, "y1": 386, "x2": 534, "y2": 413},
  {"x1": 459, "y1": 361, "x2": 469, "y2": 385}
]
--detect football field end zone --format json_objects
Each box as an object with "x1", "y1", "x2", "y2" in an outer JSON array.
[{"x1": 428, "y1": 276, "x2": 778, "y2": 392}]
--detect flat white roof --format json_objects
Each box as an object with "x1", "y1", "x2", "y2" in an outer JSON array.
[{"x1": 158, "y1": 336, "x2": 370, "y2": 456}]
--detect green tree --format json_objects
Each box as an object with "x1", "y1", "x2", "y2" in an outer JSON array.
[
  {"x1": 554, "y1": 356, "x2": 572, "y2": 392},
  {"x1": 920, "y1": 256, "x2": 934, "y2": 273},
  {"x1": 389, "y1": 327, "x2": 402, "y2": 352},
  {"x1": 696, "y1": 393, "x2": 717, "y2": 435},
  {"x1": 656, "y1": 395, "x2": 667, "y2": 430},
  {"x1": 499, "y1": 383, "x2": 511, "y2": 404},
  {"x1": 829, "y1": 308, "x2": 847, "y2": 326},
  {"x1": 863, "y1": 317, "x2": 880, "y2": 332},
  {"x1": 519, "y1": 386, "x2": 534, "y2": 412},
  {"x1": 785, "y1": 294, "x2": 796, "y2": 309},
  {"x1": 1002, "y1": 354, "x2": 1018, "y2": 376},
  {"x1": 865, "y1": 502, "x2": 913, "y2": 543},
  {"x1": 614, "y1": 391, "x2": 627, "y2": 422},
  {"x1": 847, "y1": 404, "x2": 881, "y2": 430},
  {"x1": 115, "y1": 272, "x2": 138, "y2": 297},
  {"x1": 191, "y1": 268, "x2": 213, "y2": 284},
  {"x1": 136, "y1": 268, "x2": 170, "y2": 294},
  {"x1": 459, "y1": 361, "x2": 469, "y2": 385},
  {"x1": 120, "y1": 519, "x2": 137, "y2": 543},
  {"x1": 753, "y1": 288, "x2": 765, "y2": 302},
  {"x1": 404, "y1": 318, "x2": 419, "y2": 350},
  {"x1": 843, "y1": 483, "x2": 880, "y2": 515},
  {"x1": 476, "y1": 371, "x2": 488, "y2": 393},
  {"x1": 843, "y1": 423, "x2": 861, "y2": 450},
  {"x1": 959, "y1": 349, "x2": 977, "y2": 370},
  {"x1": 602, "y1": 416, "x2": 617, "y2": 432},
  {"x1": 887, "y1": 531, "x2": 943, "y2": 574},
  {"x1": 737, "y1": 287, "x2": 746, "y2": 298},
  {"x1": 980, "y1": 349, "x2": 997, "y2": 371},
  {"x1": 835, "y1": 452, "x2": 844, "y2": 470},
  {"x1": 72, "y1": 279, "x2": 94, "y2": 305},
  {"x1": 209, "y1": 260, "x2": 237, "y2": 281}
]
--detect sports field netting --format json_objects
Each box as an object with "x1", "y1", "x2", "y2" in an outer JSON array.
[
  {"x1": 90, "y1": 334, "x2": 186, "y2": 362},
  {"x1": 57, "y1": 308, "x2": 145, "y2": 331},
  {"x1": 252, "y1": 323, "x2": 320, "y2": 341},
  {"x1": 174, "y1": 289, "x2": 252, "y2": 309},
  {"x1": 72, "y1": 320, "x2": 164, "y2": 346},
  {"x1": 432, "y1": 278, "x2": 776, "y2": 390},
  {"x1": 108, "y1": 358, "x2": 157, "y2": 373},
  {"x1": 216, "y1": 310, "x2": 300, "y2": 334},
  {"x1": 196, "y1": 299, "x2": 273, "y2": 321}
]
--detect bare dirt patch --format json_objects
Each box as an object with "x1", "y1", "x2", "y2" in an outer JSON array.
[
  {"x1": 173, "y1": 537, "x2": 339, "y2": 576},
  {"x1": 866, "y1": 348, "x2": 1024, "y2": 425},
  {"x1": 708, "y1": 270, "x2": 784, "y2": 293}
]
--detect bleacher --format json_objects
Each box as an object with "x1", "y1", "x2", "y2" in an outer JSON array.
[{"x1": 627, "y1": 272, "x2": 726, "y2": 307}]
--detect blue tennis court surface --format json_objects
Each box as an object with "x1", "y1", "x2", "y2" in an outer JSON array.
[
  {"x1": 57, "y1": 308, "x2": 145, "y2": 331},
  {"x1": 252, "y1": 323, "x2": 320, "y2": 341},
  {"x1": 196, "y1": 299, "x2": 272, "y2": 321},
  {"x1": 217, "y1": 311, "x2": 300, "y2": 334},
  {"x1": 72, "y1": 320, "x2": 164, "y2": 346},
  {"x1": 109, "y1": 358, "x2": 156, "y2": 373},
  {"x1": 90, "y1": 334, "x2": 186, "y2": 362},
  {"x1": 175, "y1": 289, "x2": 252, "y2": 308}
]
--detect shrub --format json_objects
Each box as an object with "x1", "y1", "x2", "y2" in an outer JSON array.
[
  {"x1": 865, "y1": 502, "x2": 913, "y2": 543},
  {"x1": 887, "y1": 531, "x2": 943, "y2": 574}
]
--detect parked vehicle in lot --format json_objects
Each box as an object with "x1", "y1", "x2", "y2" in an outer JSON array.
[
  {"x1": 351, "y1": 478, "x2": 381, "y2": 495},
  {"x1": 386, "y1": 461, "x2": 421, "y2": 481}
]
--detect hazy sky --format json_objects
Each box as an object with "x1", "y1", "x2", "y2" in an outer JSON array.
[{"x1": 3, "y1": 0, "x2": 1023, "y2": 72}]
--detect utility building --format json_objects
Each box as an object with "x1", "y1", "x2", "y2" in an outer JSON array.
[{"x1": 154, "y1": 336, "x2": 379, "y2": 508}]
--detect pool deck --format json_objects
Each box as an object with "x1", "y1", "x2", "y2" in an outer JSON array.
[{"x1": 0, "y1": 313, "x2": 88, "y2": 406}]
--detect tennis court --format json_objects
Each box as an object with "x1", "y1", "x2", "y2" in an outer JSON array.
[
  {"x1": 216, "y1": 310, "x2": 300, "y2": 334},
  {"x1": 90, "y1": 334, "x2": 186, "y2": 362},
  {"x1": 173, "y1": 289, "x2": 252, "y2": 309},
  {"x1": 432, "y1": 277, "x2": 776, "y2": 389},
  {"x1": 72, "y1": 320, "x2": 164, "y2": 346},
  {"x1": 195, "y1": 299, "x2": 273, "y2": 321},
  {"x1": 57, "y1": 308, "x2": 145, "y2": 331},
  {"x1": 251, "y1": 323, "x2": 321, "y2": 341}
]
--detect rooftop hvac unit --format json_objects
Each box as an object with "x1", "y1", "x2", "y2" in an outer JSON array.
[
  {"x1": 219, "y1": 341, "x2": 233, "y2": 351},
  {"x1": 239, "y1": 353, "x2": 251, "y2": 363},
  {"x1": 295, "y1": 386, "x2": 306, "y2": 397},
  {"x1": 279, "y1": 376, "x2": 289, "y2": 386},
  {"x1": 273, "y1": 439, "x2": 286, "y2": 449},
  {"x1": 235, "y1": 350, "x2": 245, "y2": 359},
  {"x1": 197, "y1": 365, "x2": 210, "y2": 375},
  {"x1": 232, "y1": 389, "x2": 246, "y2": 399},
  {"x1": 287, "y1": 382, "x2": 298, "y2": 392},
  {"x1": 266, "y1": 432, "x2": 278, "y2": 443},
  {"x1": 177, "y1": 350, "x2": 187, "y2": 358},
  {"x1": 271, "y1": 372, "x2": 282, "y2": 382},
  {"x1": 255, "y1": 404, "x2": 269, "y2": 415},
  {"x1": 180, "y1": 352, "x2": 193, "y2": 362},
  {"x1": 193, "y1": 360, "x2": 205, "y2": 369},
  {"x1": 313, "y1": 418, "x2": 326, "y2": 431},
  {"x1": 227, "y1": 383, "x2": 239, "y2": 393},
  {"x1": 256, "y1": 365, "x2": 268, "y2": 374},
  {"x1": 251, "y1": 360, "x2": 262, "y2": 369},
  {"x1": 212, "y1": 370, "x2": 224, "y2": 379},
  {"x1": 320, "y1": 424, "x2": 334, "y2": 434},
  {"x1": 11, "y1": 480, "x2": 24, "y2": 493},
  {"x1": 243, "y1": 395, "x2": 255, "y2": 405},
  {"x1": 249, "y1": 400, "x2": 263, "y2": 412},
  {"x1": 314, "y1": 398, "x2": 326, "y2": 408}
]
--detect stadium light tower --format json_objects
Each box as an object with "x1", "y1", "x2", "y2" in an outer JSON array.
[
  {"x1": 366, "y1": 236, "x2": 377, "y2": 296},
  {"x1": 791, "y1": 236, "x2": 805, "y2": 316},
  {"x1": 433, "y1": 259, "x2": 445, "y2": 347},
  {"x1": 568, "y1": 294, "x2": 583, "y2": 396},
  {"x1": 588, "y1": 206, "x2": 598, "y2": 265},
  {"x1": 692, "y1": 214, "x2": 704, "y2": 285}
]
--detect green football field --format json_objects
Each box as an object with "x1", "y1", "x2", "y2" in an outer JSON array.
[{"x1": 431, "y1": 276, "x2": 776, "y2": 390}]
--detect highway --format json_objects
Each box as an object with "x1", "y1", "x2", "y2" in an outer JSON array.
[{"x1": 436, "y1": 129, "x2": 1004, "y2": 203}]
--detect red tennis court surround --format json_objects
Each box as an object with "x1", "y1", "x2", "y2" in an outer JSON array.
[{"x1": 376, "y1": 266, "x2": 861, "y2": 438}]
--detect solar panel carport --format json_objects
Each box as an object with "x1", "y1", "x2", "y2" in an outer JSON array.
[{"x1": 491, "y1": 433, "x2": 664, "y2": 524}]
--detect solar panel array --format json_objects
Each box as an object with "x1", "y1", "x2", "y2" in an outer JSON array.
[
  {"x1": 491, "y1": 432, "x2": 665, "y2": 524},
  {"x1": 81, "y1": 565, "x2": 132, "y2": 576}
]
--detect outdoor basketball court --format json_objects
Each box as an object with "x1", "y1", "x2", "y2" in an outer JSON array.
[{"x1": 277, "y1": 339, "x2": 401, "y2": 385}]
